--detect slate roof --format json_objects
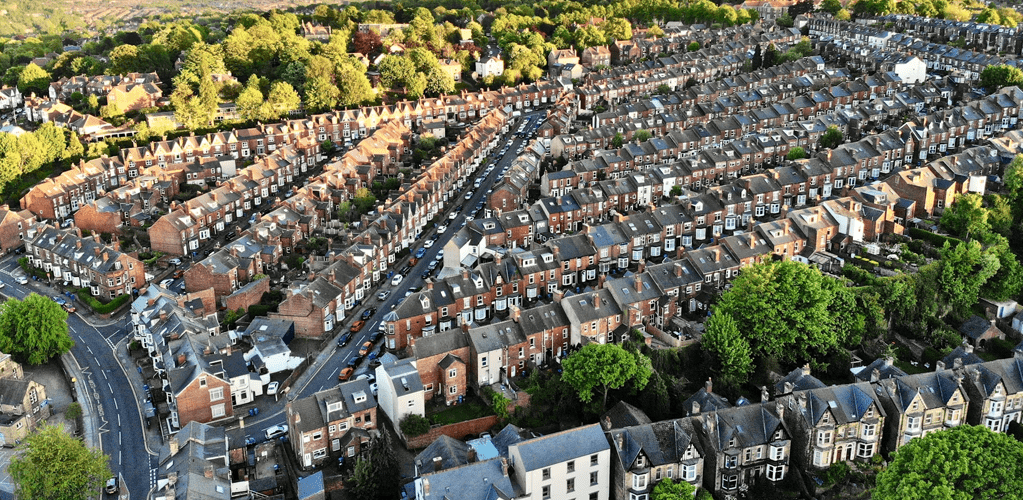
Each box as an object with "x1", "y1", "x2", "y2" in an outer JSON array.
[
  {"x1": 959, "y1": 315, "x2": 995, "y2": 340},
  {"x1": 416, "y1": 435, "x2": 471, "y2": 474},
  {"x1": 607, "y1": 418, "x2": 702, "y2": 471},
  {"x1": 854, "y1": 357, "x2": 907, "y2": 382},
  {"x1": 774, "y1": 366, "x2": 825, "y2": 395},
  {"x1": 601, "y1": 401, "x2": 653, "y2": 430},
  {"x1": 681, "y1": 386, "x2": 732, "y2": 416},
  {"x1": 510, "y1": 424, "x2": 609, "y2": 472},
  {"x1": 417, "y1": 458, "x2": 515, "y2": 500}
]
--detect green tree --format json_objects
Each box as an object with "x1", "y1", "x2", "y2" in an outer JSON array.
[
  {"x1": 378, "y1": 54, "x2": 416, "y2": 90},
  {"x1": 612, "y1": 132, "x2": 624, "y2": 149},
  {"x1": 940, "y1": 193, "x2": 989, "y2": 239},
  {"x1": 17, "y1": 63, "x2": 49, "y2": 95},
  {"x1": 670, "y1": 185, "x2": 683, "y2": 197},
  {"x1": 425, "y1": 66, "x2": 455, "y2": 96},
  {"x1": 980, "y1": 235, "x2": 1023, "y2": 302},
  {"x1": 702, "y1": 312, "x2": 754, "y2": 387},
  {"x1": 34, "y1": 123, "x2": 65, "y2": 164},
  {"x1": 336, "y1": 60, "x2": 374, "y2": 107},
  {"x1": 344, "y1": 432, "x2": 401, "y2": 500},
  {"x1": 936, "y1": 241, "x2": 999, "y2": 320},
  {"x1": 1004, "y1": 154, "x2": 1023, "y2": 223},
  {"x1": 562, "y1": 343, "x2": 652, "y2": 412},
  {"x1": 875, "y1": 425, "x2": 1023, "y2": 500},
  {"x1": 64, "y1": 131, "x2": 84, "y2": 161},
  {"x1": 819, "y1": 125, "x2": 844, "y2": 149},
  {"x1": 836, "y1": 8, "x2": 852, "y2": 20},
  {"x1": 266, "y1": 81, "x2": 300, "y2": 119},
  {"x1": 17, "y1": 132, "x2": 46, "y2": 175},
  {"x1": 688, "y1": 41, "x2": 700, "y2": 51},
  {"x1": 786, "y1": 147, "x2": 807, "y2": 160},
  {"x1": 979, "y1": 64, "x2": 1023, "y2": 92},
  {"x1": 602, "y1": 18, "x2": 633, "y2": 41},
  {"x1": 303, "y1": 75, "x2": 339, "y2": 112},
  {"x1": 235, "y1": 75, "x2": 264, "y2": 121},
  {"x1": 713, "y1": 261, "x2": 849, "y2": 367},
  {"x1": 9, "y1": 424, "x2": 111, "y2": 500},
  {"x1": 634, "y1": 129, "x2": 653, "y2": 142},
  {"x1": 985, "y1": 194, "x2": 1013, "y2": 236},
  {"x1": 820, "y1": 0, "x2": 843, "y2": 15},
  {"x1": 650, "y1": 478, "x2": 696, "y2": 500},
  {"x1": 647, "y1": 25, "x2": 665, "y2": 39},
  {"x1": 0, "y1": 293, "x2": 73, "y2": 365}
]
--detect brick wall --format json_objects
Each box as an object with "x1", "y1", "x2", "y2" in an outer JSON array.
[
  {"x1": 224, "y1": 277, "x2": 270, "y2": 313},
  {"x1": 74, "y1": 204, "x2": 123, "y2": 235},
  {"x1": 405, "y1": 415, "x2": 500, "y2": 449},
  {"x1": 148, "y1": 217, "x2": 185, "y2": 256},
  {"x1": 176, "y1": 375, "x2": 233, "y2": 425},
  {"x1": 184, "y1": 262, "x2": 236, "y2": 296},
  {"x1": 271, "y1": 292, "x2": 327, "y2": 339}
]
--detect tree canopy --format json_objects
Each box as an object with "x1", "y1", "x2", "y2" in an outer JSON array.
[
  {"x1": 709, "y1": 261, "x2": 870, "y2": 379},
  {"x1": 819, "y1": 125, "x2": 844, "y2": 149},
  {"x1": 875, "y1": 425, "x2": 1023, "y2": 500},
  {"x1": 562, "y1": 342, "x2": 652, "y2": 412},
  {"x1": 0, "y1": 293, "x2": 73, "y2": 365},
  {"x1": 650, "y1": 478, "x2": 696, "y2": 500},
  {"x1": 344, "y1": 432, "x2": 401, "y2": 500},
  {"x1": 979, "y1": 64, "x2": 1023, "y2": 92},
  {"x1": 9, "y1": 424, "x2": 111, "y2": 500}
]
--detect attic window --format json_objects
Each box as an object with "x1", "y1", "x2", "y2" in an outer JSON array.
[
  {"x1": 353, "y1": 392, "x2": 367, "y2": 404},
  {"x1": 327, "y1": 402, "x2": 342, "y2": 413}
]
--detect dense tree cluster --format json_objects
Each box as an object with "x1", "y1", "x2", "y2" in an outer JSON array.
[
  {"x1": 875, "y1": 425, "x2": 1023, "y2": 500},
  {"x1": 10, "y1": 424, "x2": 111, "y2": 500},
  {"x1": 0, "y1": 293, "x2": 74, "y2": 365}
]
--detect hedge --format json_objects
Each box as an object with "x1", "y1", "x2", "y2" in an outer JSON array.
[
  {"x1": 76, "y1": 289, "x2": 132, "y2": 314},
  {"x1": 907, "y1": 227, "x2": 963, "y2": 249}
]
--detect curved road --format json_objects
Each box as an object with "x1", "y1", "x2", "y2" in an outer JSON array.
[{"x1": 0, "y1": 258, "x2": 156, "y2": 497}]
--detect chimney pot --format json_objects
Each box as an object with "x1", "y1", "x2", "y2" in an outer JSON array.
[{"x1": 705, "y1": 377, "x2": 713, "y2": 394}]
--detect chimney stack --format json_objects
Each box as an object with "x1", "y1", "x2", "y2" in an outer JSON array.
[
  {"x1": 761, "y1": 386, "x2": 769, "y2": 403},
  {"x1": 674, "y1": 262, "x2": 683, "y2": 277},
  {"x1": 705, "y1": 377, "x2": 713, "y2": 394},
  {"x1": 169, "y1": 436, "x2": 179, "y2": 456},
  {"x1": 592, "y1": 292, "x2": 601, "y2": 309},
  {"x1": 433, "y1": 456, "x2": 443, "y2": 471},
  {"x1": 634, "y1": 273, "x2": 643, "y2": 293},
  {"x1": 603, "y1": 415, "x2": 612, "y2": 430},
  {"x1": 510, "y1": 304, "x2": 522, "y2": 323}
]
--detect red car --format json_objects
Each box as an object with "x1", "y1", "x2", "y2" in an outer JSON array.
[{"x1": 350, "y1": 320, "x2": 366, "y2": 333}]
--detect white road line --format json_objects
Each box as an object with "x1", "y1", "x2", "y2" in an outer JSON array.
[
  {"x1": 108, "y1": 383, "x2": 113, "y2": 393},
  {"x1": 118, "y1": 432, "x2": 121, "y2": 445},
  {"x1": 113, "y1": 399, "x2": 118, "y2": 410},
  {"x1": 86, "y1": 345, "x2": 93, "y2": 354},
  {"x1": 117, "y1": 414, "x2": 121, "y2": 427},
  {"x1": 102, "y1": 370, "x2": 108, "y2": 380},
  {"x1": 118, "y1": 450, "x2": 121, "y2": 465}
]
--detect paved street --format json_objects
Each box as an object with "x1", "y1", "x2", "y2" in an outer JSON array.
[
  {"x1": 0, "y1": 108, "x2": 548, "y2": 495},
  {"x1": 0, "y1": 257, "x2": 157, "y2": 498},
  {"x1": 219, "y1": 109, "x2": 548, "y2": 447}
]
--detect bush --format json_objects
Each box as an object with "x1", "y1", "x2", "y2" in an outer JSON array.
[
  {"x1": 822, "y1": 461, "x2": 850, "y2": 486},
  {"x1": 908, "y1": 227, "x2": 963, "y2": 249},
  {"x1": 75, "y1": 289, "x2": 131, "y2": 314},
  {"x1": 399, "y1": 414, "x2": 431, "y2": 437},
  {"x1": 481, "y1": 386, "x2": 512, "y2": 420},
  {"x1": 988, "y1": 337, "x2": 1016, "y2": 358},
  {"x1": 64, "y1": 402, "x2": 82, "y2": 420}
]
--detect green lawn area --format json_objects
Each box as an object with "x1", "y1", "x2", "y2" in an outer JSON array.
[
  {"x1": 978, "y1": 351, "x2": 1000, "y2": 362},
  {"x1": 894, "y1": 360, "x2": 930, "y2": 375},
  {"x1": 428, "y1": 402, "x2": 493, "y2": 426}
]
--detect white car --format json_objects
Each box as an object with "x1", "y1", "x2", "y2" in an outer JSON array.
[
  {"x1": 424, "y1": 239, "x2": 434, "y2": 248},
  {"x1": 464, "y1": 191, "x2": 474, "y2": 200},
  {"x1": 15, "y1": 276, "x2": 27, "y2": 285},
  {"x1": 160, "y1": 279, "x2": 174, "y2": 288},
  {"x1": 266, "y1": 381, "x2": 279, "y2": 395},
  {"x1": 390, "y1": 274, "x2": 404, "y2": 286},
  {"x1": 448, "y1": 212, "x2": 458, "y2": 221},
  {"x1": 436, "y1": 250, "x2": 444, "y2": 259},
  {"x1": 168, "y1": 258, "x2": 182, "y2": 266},
  {"x1": 437, "y1": 224, "x2": 447, "y2": 233},
  {"x1": 264, "y1": 424, "x2": 289, "y2": 440}
]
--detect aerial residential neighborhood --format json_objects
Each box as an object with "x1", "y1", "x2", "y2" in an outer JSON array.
[{"x1": 1, "y1": 0, "x2": 1023, "y2": 499}]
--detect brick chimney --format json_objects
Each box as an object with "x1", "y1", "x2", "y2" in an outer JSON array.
[
  {"x1": 76, "y1": 240, "x2": 82, "y2": 250},
  {"x1": 495, "y1": 253, "x2": 502, "y2": 266},
  {"x1": 426, "y1": 279, "x2": 434, "y2": 291},
  {"x1": 705, "y1": 377, "x2": 713, "y2": 394},
  {"x1": 169, "y1": 436, "x2": 179, "y2": 456},
  {"x1": 94, "y1": 246, "x2": 101, "y2": 257},
  {"x1": 112, "y1": 240, "x2": 120, "y2": 252},
  {"x1": 510, "y1": 304, "x2": 522, "y2": 323},
  {"x1": 592, "y1": 292, "x2": 601, "y2": 309},
  {"x1": 634, "y1": 273, "x2": 643, "y2": 292},
  {"x1": 102, "y1": 251, "x2": 109, "y2": 261},
  {"x1": 552, "y1": 246, "x2": 560, "y2": 261},
  {"x1": 177, "y1": 353, "x2": 186, "y2": 366},
  {"x1": 636, "y1": 258, "x2": 646, "y2": 274},
  {"x1": 553, "y1": 289, "x2": 564, "y2": 302}
]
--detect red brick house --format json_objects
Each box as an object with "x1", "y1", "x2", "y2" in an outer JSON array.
[{"x1": 412, "y1": 329, "x2": 470, "y2": 405}]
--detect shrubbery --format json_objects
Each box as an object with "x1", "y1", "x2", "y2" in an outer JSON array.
[{"x1": 399, "y1": 414, "x2": 431, "y2": 437}]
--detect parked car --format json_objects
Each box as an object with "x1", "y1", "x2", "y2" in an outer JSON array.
[
  {"x1": 377, "y1": 290, "x2": 391, "y2": 301},
  {"x1": 414, "y1": 247, "x2": 427, "y2": 259},
  {"x1": 51, "y1": 296, "x2": 66, "y2": 305},
  {"x1": 437, "y1": 224, "x2": 448, "y2": 233},
  {"x1": 267, "y1": 381, "x2": 279, "y2": 395},
  {"x1": 105, "y1": 477, "x2": 118, "y2": 495},
  {"x1": 423, "y1": 239, "x2": 434, "y2": 248},
  {"x1": 337, "y1": 332, "x2": 352, "y2": 347},
  {"x1": 263, "y1": 424, "x2": 289, "y2": 440},
  {"x1": 173, "y1": 270, "x2": 184, "y2": 278},
  {"x1": 346, "y1": 356, "x2": 360, "y2": 368},
  {"x1": 390, "y1": 274, "x2": 404, "y2": 286},
  {"x1": 338, "y1": 367, "x2": 354, "y2": 381},
  {"x1": 168, "y1": 258, "x2": 182, "y2": 266},
  {"x1": 16, "y1": 276, "x2": 27, "y2": 285},
  {"x1": 358, "y1": 341, "x2": 373, "y2": 357},
  {"x1": 62, "y1": 303, "x2": 76, "y2": 314},
  {"x1": 159, "y1": 279, "x2": 174, "y2": 288},
  {"x1": 361, "y1": 308, "x2": 376, "y2": 320},
  {"x1": 350, "y1": 320, "x2": 366, "y2": 333}
]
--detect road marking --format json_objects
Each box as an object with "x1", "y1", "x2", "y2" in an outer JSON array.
[
  {"x1": 117, "y1": 414, "x2": 121, "y2": 427},
  {"x1": 118, "y1": 432, "x2": 121, "y2": 446},
  {"x1": 118, "y1": 450, "x2": 121, "y2": 465},
  {"x1": 113, "y1": 399, "x2": 118, "y2": 410},
  {"x1": 108, "y1": 382, "x2": 113, "y2": 393},
  {"x1": 86, "y1": 345, "x2": 93, "y2": 354},
  {"x1": 102, "y1": 370, "x2": 108, "y2": 380}
]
